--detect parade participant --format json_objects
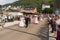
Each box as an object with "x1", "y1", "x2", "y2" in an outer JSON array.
[
  {"x1": 25, "y1": 15, "x2": 31, "y2": 28},
  {"x1": 19, "y1": 15, "x2": 25, "y2": 27},
  {"x1": 56, "y1": 15, "x2": 60, "y2": 40},
  {"x1": 34, "y1": 15, "x2": 39, "y2": 24}
]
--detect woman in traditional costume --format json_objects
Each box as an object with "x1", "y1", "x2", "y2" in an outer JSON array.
[
  {"x1": 34, "y1": 15, "x2": 39, "y2": 24},
  {"x1": 19, "y1": 16, "x2": 25, "y2": 27}
]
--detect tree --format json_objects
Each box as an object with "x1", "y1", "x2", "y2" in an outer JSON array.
[
  {"x1": 18, "y1": 0, "x2": 54, "y2": 12},
  {"x1": 18, "y1": 0, "x2": 43, "y2": 12},
  {"x1": 48, "y1": 0, "x2": 54, "y2": 7},
  {"x1": 43, "y1": 8, "x2": 53, "y2": 13}
]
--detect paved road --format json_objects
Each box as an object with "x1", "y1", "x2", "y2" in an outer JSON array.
[
  {"x1": 38, "y1": 19, "x2": 49, "y2": 40},
  {"x1": 0, "y1": 18, "x2": 48, "y2": 40}
]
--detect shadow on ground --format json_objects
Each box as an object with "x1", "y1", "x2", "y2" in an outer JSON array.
[
  {"x1": 3, "y1": 22, "x2": 49, "y2": 40},
  {"x1": 4, "y1": 27, "x2": 47, "y2": 38},
  {"x1": 37, "y1": 23, "x2": 49, "y2": 40}
]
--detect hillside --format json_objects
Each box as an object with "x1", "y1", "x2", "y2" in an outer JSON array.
[
  {"x1": 3, "y1": 0, "x2": 54, "y2": 6},
  {"x1": 3, "y1": 0, "x2": 54, "y2": 12}
]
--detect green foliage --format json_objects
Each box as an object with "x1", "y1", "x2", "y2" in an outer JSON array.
[
  {"x1": 43, "y1": 8, "x2": 53, "y2": 13},
  {"x1": 48, "y1": 0, "x2": 54, "y2": 7}
]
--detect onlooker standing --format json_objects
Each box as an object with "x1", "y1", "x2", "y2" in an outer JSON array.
[
  {"x1": 56, "y1": 15, "x2": 60, "y2": 40},
  {"x1": 5, "y1": 15, "x2": 7, "y2": 22},
  {"x1": 52, "y1": 17, "x2": 56, "y2": 37},
  {"x1": 38, "y1": 15, "x2": 40, "y2": 21},
  {"x1": 49, "y1": 16, "x2": 55, "y2": 33},
  {"x1": 51, "y1": 17, "x2": 56, "y2": 33},
  {"x1": 7, "y1": 15, "x2": 11, "y2": 22}
]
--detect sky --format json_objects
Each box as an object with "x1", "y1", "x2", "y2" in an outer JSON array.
[{"x1": 0, "y1": 0, "x2": 18, "y2": 5}]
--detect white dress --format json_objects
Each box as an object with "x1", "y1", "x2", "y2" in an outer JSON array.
[
  {"x1": 56, "y1": 19, "x2": 60, "y2": 25},
  {"x1": 19, "y1": 17, "x2": 25, "y2": 27},
  {"x1": 34, "y1": 17, "x2": 39, "y2": 24}
]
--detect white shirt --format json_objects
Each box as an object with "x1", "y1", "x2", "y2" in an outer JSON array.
[{"x1": 56, "y1": 19, "x2": 60, "y2": 25}]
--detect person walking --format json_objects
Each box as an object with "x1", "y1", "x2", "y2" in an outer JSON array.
[
  {"x1": 34, "y1": 15, "x2": 39, "y2": 24},
  {"x1": 19, "y1": 15, "x2": 25, "y2": 27},
  {"x1": 25, "y1": 15, "x2": 31, "y2": 28}
]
